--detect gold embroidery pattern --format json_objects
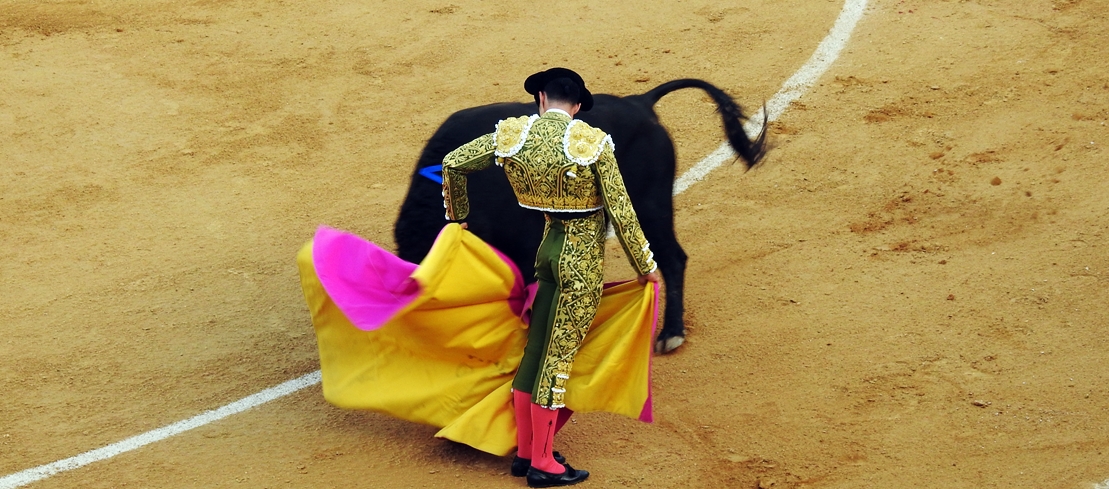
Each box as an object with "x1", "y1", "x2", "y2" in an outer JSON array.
[
  {"x1": 595, "y1": 144, "x2": 657, "y2": 275},
  {"x1": 533, "y1": 212, "x2": 606, "y2": 408},
  {"x1": 494, "y1": 115, "x2": 537, "y2": 158},
  {"x1": 563, "y1": 119, "x2": 613, "y2": 166},
  {"x1": 500, "y1": 113, "x2": 605, "y2": 212},
  {"x1": 441, "y1": 133, "x2": 496, "y2": 220}
]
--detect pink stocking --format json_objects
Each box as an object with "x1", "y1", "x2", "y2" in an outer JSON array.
[
  {"x1": 530, "y1": 403, "x2": 566, "y2": 474},
  {"x1": 513, "y1": 390, "x2": 533, "y2": 459}
]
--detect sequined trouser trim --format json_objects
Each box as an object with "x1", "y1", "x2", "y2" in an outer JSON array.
[{"x1": 511, "y1": 211, "x2": 606, "y2": 408}]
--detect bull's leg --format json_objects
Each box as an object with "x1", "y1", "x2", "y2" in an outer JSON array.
[{"x1": 653, "y1": 239, "x2": 688, "y2": 353}]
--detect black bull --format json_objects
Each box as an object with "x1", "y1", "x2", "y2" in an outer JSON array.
[{"x1": 394, "y1": 79, "x2": 766, "y2": 353}]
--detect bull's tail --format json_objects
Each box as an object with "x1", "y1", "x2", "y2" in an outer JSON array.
[{"x1": 641, "y1": 79, "x2": 767, "y2": 169}]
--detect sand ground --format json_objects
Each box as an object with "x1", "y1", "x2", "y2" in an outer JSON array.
[{"x1": 2, "y1": 0, "x2": 1107, "y2": 488}]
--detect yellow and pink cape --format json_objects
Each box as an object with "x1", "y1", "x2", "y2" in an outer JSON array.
[{"x1": 296, "y1": 224, "x2": 656, "y2": 456}]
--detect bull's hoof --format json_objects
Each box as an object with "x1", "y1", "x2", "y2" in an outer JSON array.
[{"x1": 654, "y1": 335, "x2": 685, "y2": 354}]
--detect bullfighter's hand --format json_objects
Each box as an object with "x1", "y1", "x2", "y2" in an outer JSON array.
[
  {"x1": 459, "y1": 222, "x2": 468, "y2": 229},
  {"x1": 637, "y1": 270, "x2": 660, "y2": 285}
]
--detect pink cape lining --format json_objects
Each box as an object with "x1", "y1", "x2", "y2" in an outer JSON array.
[
  {"x1": 313, "y1": 225, "x2": 533, "y2": 331},
  {"x1": 312, "y1": 226, "x2": 421, "y2": 331}
]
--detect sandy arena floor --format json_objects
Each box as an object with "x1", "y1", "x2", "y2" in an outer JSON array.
[{"x1": 2, "y1": 0, "x2": 1108, "y2": 488}]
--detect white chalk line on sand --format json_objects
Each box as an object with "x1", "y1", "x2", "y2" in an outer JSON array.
[
  {"x1": 0, "y1": 2, "x2": 867, "y2": 487},
  {"x1": 673, "y1": 0, "x2": 868, "y2": 196},
  {"x1": 0, "y1": 372, "x2": 321, "y2": 489}
]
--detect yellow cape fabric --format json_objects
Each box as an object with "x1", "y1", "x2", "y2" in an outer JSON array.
[{"x1": 297, "y1": 224, "x2": 655, "y2": 456}]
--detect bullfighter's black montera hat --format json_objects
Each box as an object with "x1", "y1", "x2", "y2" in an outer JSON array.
[{"x1": 524, "y1": 67, "x2": 594, "y2": 112}]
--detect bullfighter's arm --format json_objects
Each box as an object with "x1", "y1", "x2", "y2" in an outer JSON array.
[
  {"x1": 595, "y1": 145, "x2": 657, "y2": 275},
  {"x1": 441, "y1": 133, "x2": 496, "y2": 220}
]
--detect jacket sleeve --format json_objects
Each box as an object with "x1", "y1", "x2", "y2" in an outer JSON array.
[
  {"x1": 441, "y1": 133, "x2": 496, "y2": 221},
  {"x1": 594, "y1": 144, "x2": 657, "y2": 275}
]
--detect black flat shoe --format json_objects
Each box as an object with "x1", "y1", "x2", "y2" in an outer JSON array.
[
  {"x1": 525, "y1": 463, "x2": 589, "y2": 488},
  {"x1": 510, "y1": 451, "x2": 566, "y2": 477}
]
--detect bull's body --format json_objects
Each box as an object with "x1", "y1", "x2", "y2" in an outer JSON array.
[{"x1": 394, "y1": 79, "x2": 765, "y2": 352}]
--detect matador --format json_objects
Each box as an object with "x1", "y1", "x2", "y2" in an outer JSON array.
[{"x1": 442, "y1": 67, "x2": 659, "y2": 488}]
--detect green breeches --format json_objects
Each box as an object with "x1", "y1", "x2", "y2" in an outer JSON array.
[{"x1": 512, "y1": 211, "x2": 606, "y2": 408}]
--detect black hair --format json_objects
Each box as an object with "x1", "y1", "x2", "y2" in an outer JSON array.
[{"x1": 541, "y1": 77, "x2": 581, "y2": 106}]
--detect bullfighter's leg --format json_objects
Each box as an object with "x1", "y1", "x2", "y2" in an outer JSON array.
[
  {"x1": 529, "y1": 213, "x2": 605, "y2": 410},
  {"x1": 512, "y1": 264, "x2": 558, "y2": 470},
  {"x1": 510, "y1": 272, "x2": 569, "y2": 477},
  {"x1": 513, "y1": 389, "x2": 534, "y2": 459},
  {"x1": 526, "y1": 214, "x2": 604, "y2": 478}
]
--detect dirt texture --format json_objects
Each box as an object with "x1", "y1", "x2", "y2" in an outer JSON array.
[{"x1": 2, "y1": 0, "x2": 1108, "y2": 488}]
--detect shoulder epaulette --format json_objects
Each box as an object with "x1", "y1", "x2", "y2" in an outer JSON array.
[
  {"x1": 563, "y1": 119, "x2": 614, "y2": 166},
  {"x1": 493, "y1": 115, "x2": 539, "y2": 158}
]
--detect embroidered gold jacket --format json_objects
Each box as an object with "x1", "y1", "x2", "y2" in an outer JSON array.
[{"x1": 442, "y1": 110, "x2": 657, "y2": 275}]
